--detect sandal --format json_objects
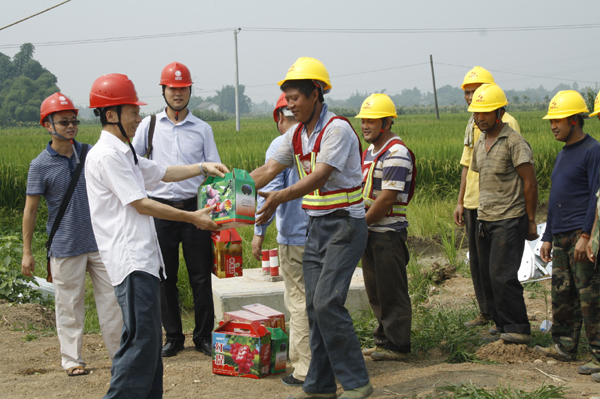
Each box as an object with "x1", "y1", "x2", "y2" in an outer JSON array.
[{"x1": 66, "y1": 366, "x2": 89, "y2": 377}]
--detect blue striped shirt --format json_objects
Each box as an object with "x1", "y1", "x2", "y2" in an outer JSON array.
[
  {"x1": 26, "y1": 141, "x2": 98, "y2": 257},
  {"x1": 363, "y1": 136, "x2": 413, "y2": 232}
]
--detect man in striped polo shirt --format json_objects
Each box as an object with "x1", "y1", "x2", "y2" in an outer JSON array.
[
  {"x1": 21, "y1": 93, "x2": 122, "y2": 377},
  {"x1": 356, "y1": 94, "x2": 415, "y2": 362}
]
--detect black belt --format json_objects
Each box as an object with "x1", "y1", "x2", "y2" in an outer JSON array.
[
  {"x1": 310, "y1": 209, "x2": 349, "y2": 219},
  {"x1": 149, "y1": 196, "x2": 198, "y2": 210}
]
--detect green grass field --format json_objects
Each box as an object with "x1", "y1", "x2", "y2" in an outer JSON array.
[{"x1": 2, "y1": 111, "x2": 600, "y2": 335}]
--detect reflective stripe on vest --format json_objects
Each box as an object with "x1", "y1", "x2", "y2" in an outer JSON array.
[
  {"x1": 292, "y1": 116, "x2": 363, "y2": 211},
  {"x1": 361, "y1": 138, "x2": 416, "y2": 218}
]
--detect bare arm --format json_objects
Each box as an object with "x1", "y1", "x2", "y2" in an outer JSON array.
[
  {"x1": 365, "y1": 189, "x2": 398, "y2": 226},
  {"x1": 22, "y1": 195, "x2": 41, "y2": 277},
  {"x1": 453, "y1": 166, "x2": 469, "y2": 227},
  {"x1": 587, "y1": 207, "x2": 598, "y2": 262},
  {"x1": 255, "y1": 162, "x2": 334, "y2": 225},
  {"x1": 162, "y1": 162, "x2": 229, "y2": 182},
  {"x1": 516, "y1": 162, "x2": 538, "y2": 241},
  {"x1": 130, "y1": 198, "x2": 219, "y2": 230},
  {"x1": 250, "y1": 159, "x2": 288, "y2": 190}
]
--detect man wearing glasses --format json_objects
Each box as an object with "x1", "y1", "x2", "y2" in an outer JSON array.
[{"x1": 21, "y1": 92, "x2": 122, "y2": 377}]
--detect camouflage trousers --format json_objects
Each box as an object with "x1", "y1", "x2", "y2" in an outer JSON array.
[{"x1": 551, "y1": 229, "x2": 600, "y2": 360}]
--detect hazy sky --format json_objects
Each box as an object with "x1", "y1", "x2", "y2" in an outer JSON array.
[{"x1": 2, "y1": 0, "x2": 600, "y2": 112}]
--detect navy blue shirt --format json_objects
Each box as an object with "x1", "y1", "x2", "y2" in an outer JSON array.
[
  {"x1": 26, "y1": 141, "x2": 98, "y2": 257},
  {"x1": 542, "y1": 134, "x2": 600, "y2": 241}
]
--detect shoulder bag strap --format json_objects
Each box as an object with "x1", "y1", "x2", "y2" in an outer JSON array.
[
  {"x1": 147, "y1": 114, "x2": 157, "y2": 160},
  {"x1": 45, "y1": 144, "x2": 90, "y2": 282}
]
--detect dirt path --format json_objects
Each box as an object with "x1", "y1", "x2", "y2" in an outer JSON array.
[{"x1": 2, "y1": 274, "x2": 600, "y2": 398}]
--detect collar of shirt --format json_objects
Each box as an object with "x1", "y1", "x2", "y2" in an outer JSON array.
[
  {"x1": 156, "y1": 108, "x2": 197, "y2": 127},
  {"x1": 301, "y1": 103, "x2": 331, "y2": 154},
  {"x1": 46, "y1": 139, "x2": 82, "y2": 157},
  {"x1": 100, "y1": 130, "x2": 132, "y2": 155}
]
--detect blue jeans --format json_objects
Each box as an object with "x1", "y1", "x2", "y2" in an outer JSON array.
[
  {"x1": 105, "y1": 271, "x2": 163, "y2": 399},
  {"x1": 302, "y1": 214, "x2": 369, "y2": 394}
]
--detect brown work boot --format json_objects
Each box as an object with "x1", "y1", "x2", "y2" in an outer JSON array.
[
  {"x1": 362, "y1": 346, "x2": 383, "y2": 356},
  {"x1": 578, "y1": 360, "x2": 600, "y2": 375},
  {"x1": 464, "y1": 314, "x2": 492, "y2": 327},
  {"x1": 533, "y1": 344, "x2": 574, "y2": 361},
  {"x1": 371, "y1": 349, "x2": 410, "y2": 361},
  {"x1": 339, "y1": 382, "x2": 373, "y2": 399},
  {"x1": 500, "y1": 333, "x2": 531, "y2": 344}
]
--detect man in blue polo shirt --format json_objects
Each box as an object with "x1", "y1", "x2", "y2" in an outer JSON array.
[
  {"x1": 251, "y1": 93, "x2": 310, "y2": 387},
  {"x1": 21, "y1": 93, "x2": 121, "y2": 377}
]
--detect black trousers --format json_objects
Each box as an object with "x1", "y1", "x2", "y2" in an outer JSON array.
[
  {"x1": 477, "y1": 214, "x2": 531, "y2": 334},
  {"x1": 464, "y1": 208, "x2": 489, "y2": 317},
  {"x1": 361, "y1": 229, "x2": 412, "y2": 353},
  {"x1": 154, "y1": 200, "x2": 214, "y2": 345}
]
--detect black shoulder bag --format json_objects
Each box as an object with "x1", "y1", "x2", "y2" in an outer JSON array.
[{"x1": 45, "y1": 144, "x2": 90, "y2": 282}]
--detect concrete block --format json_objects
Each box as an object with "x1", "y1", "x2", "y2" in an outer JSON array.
[{"x1": 212, "y1": 267, "x2": 370, "y2": 321}]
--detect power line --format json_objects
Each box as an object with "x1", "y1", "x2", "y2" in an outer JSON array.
[
  {"x1": 0, "y1": 0, "x2": 71, "y2": 32},
  {"x1": 436, "y1": 62, "x2": 599, "y2": 85},
  {"x1": 2, "y1": 23, "x2": 600, "y2": 49}
]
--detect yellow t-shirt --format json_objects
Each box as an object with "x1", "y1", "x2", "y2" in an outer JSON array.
[{"x1": 460, "y1": 112, "x2": 521, "y2": 209}]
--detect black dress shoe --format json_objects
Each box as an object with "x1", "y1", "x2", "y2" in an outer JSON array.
[
  {"x1": 281, "y1": 373, "x2": 304, "y2": 387},
  {"x1": 162, "y1": 341, "x2": 184, "y2": 357},
  {"x1": 195, "y1": 339, "x2": 211, "y2": 356}
]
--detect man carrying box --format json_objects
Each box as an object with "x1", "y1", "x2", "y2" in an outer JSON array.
[
  {"x1": 356, "y1": 93, "x2": 415, "y2": 362},
  {"x1": 251, "y1": 93, "x2": 310, "y2": 387},
  {"x1": 132, "y1": 62, "x2": 222, "y2": 358},
  {"x1": 251, "y1": 57, "x2": 372, "y2": 399},
  {"x1": 85, "y1": 73, "x2": 228, "y2": 399}
]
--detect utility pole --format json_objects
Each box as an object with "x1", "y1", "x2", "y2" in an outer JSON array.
[
  {"x1": 233, "y1": 28, "x2": 241, "y2": 132},
  {"x1": 430, "y1": 54, "x2": 440, "y2": 121}
]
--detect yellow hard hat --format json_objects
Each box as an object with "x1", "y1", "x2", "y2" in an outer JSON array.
[
  {"x1": 355, "y1": 93, "x2": 398, "y2": 119},
  {"x1": 467, "y1": 84, "x2": 508, "y2": 112},
  {"x1": 461, "y1": 66, "x2": 495, "y2": 90},
  {"x1": 277, "y1": 57, "x2": 332, "y2": 93},
  {"x1": 542, "y1": 90, "x2": 589, "y2": 120},
  {"x1": 589, "y1": 90, "x2": 600, "y2": 117}
]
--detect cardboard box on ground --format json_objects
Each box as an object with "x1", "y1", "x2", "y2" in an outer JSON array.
[
  {"x1": 211, "y1": 229, "x2": 243, "y2": 278},
  {"x1": 199, "y1": 168, "x2": 256, "y2": 231},
  {"x1": 213, "y1": 304, "x2": 289, "y2": 377}
]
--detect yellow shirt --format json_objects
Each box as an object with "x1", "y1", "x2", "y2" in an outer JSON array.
[{"x1": 460, "y1": 112, "x2": 521, "y2": 210}]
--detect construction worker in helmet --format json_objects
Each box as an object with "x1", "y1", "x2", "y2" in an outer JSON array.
[
  {"x1": 534, "y1": 91, "x2": 600, "y2": 382},
  {"x1": 356, "y1": 94, "x2": 415, "y2": 363},
  {"x1": 85, "y1": 73, "x2": 228, "y2": 399},
  {"x1": 132, "y1": 62, "x2": 223, "y2": 359},
  {"x1": 469, "y1": 83, "x2": 539, "y2": 346},
  {"x1": 250, "y1": 57, "x2": 373, "y2": 399},
  {"x1": 251, "y1": 92, "x2": 310, "y2": 387},
  {"x1": 21, "y1": 93, "x2": 122, "y2": 377},
  {"x1": 454, "y1": 66, "x2": 522, "y2": 331}
]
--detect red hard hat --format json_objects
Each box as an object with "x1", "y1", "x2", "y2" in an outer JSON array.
[
  {"x1": 160, "y1": 62, "x2": 193, "y2": 87},
  {"x1": 273, "y1": 92, "x2": 288, "y2": 123},
  {"x1": 89, "y1": 73, "x2": 147, "y2": 109},
  {"x1": 40, "y1": 92, "x2": 78, "y2": 126}
]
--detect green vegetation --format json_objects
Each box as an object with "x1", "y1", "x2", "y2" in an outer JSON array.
[
  {"x1": 431, "y1": 382, "x2": 567, "y2": 398},
  {"x1": 0, "y1": 43, "x2": 60, "y2": 125}
]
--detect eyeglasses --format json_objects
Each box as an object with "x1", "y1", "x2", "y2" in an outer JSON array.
[{"x1": 52, "y1": 120, "x2": 80, "y2": 127}]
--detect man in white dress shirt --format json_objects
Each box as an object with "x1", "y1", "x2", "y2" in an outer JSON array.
[{"x1": 85, "y1": 73, "x2": 228, "y2": 399}]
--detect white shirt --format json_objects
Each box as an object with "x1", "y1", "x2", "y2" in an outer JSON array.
[
  {"x1": 132, "y1": 110, "x2": 221, "y2": 201},
  {"x1": 85, "y1": 131, "x2": 167, "y2": 286}
]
